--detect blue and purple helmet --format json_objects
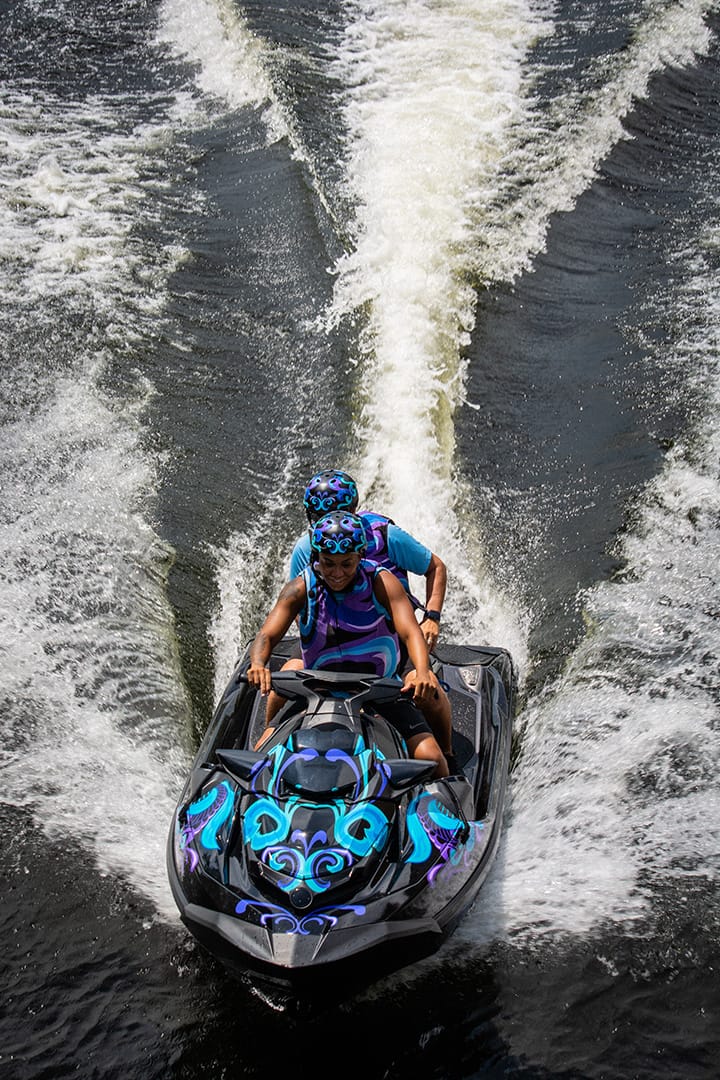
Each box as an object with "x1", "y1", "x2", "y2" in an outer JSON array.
[
  {"x1": 311, "y1": 512, "x2": 368, "y2": 556},
  {"x1": 303, "y1": 469, "x2": 359, "y2": 524}
]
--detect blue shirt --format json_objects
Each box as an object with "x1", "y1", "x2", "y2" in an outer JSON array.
[{"x1": 289, "y1": 517, "x2": 432, "y2": 581}]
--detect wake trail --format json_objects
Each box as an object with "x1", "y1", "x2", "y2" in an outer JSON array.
[
  {"x1": 156, "y1": 0, "x2": 341, "y2": 228},
  {"x1": 0, "y1": 371, "x2": 192, "y2": 919},
  {"x1": 321, "y1": 0, "x2": 717, "y2": 671}
]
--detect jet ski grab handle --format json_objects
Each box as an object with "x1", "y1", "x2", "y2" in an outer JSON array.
[{"x1": 240, "y1": 668, "x2": 403, "y2": 711}]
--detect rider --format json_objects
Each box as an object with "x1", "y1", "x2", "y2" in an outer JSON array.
[
  {"x1": 290, "y1": 469, "x2": 447, "y2": 654},
  {"x1": 247, "y1": 511, "x2": 451, "y2": 778}
]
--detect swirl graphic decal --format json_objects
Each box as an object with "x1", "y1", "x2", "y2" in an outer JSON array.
[
  {"x1": 235, "y1": 898, "x2": 366, "y2": 933},
  {"x1": 405, "y1": 792, "x2": 470, "y2": 880},
  {"x1": 181, "y1": 781, "x2": 235, "y2": 871}
]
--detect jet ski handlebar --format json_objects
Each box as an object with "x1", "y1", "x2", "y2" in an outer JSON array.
[{"x1": 238, "y1": 666, "x2": 404, "y2": 709}]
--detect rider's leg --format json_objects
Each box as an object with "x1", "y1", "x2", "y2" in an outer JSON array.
[
  {"x1": 254, "y1": 657, "x2": 303, "y2": 748},
  {"x1": 406, "y1": 671, "x2": 453, "y2": 760},
  {"x1": 380, "y1": 697, "x2": 449, "y2": 780},
  {"x1": 406, "y1": 732, "x2": 449, "y2": 779}
]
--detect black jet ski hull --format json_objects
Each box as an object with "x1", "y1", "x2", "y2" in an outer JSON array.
[{"x1": 167, "y1": 640, "x2": 515, "y2": 981}]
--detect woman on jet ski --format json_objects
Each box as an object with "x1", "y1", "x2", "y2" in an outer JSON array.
[{"x1": 247, "y1": 511, "x2": 451, "y2": 778}]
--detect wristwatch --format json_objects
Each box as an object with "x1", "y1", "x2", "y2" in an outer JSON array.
[{"x1": 424, "y1": 609, "x2": 441, "y2": 623}]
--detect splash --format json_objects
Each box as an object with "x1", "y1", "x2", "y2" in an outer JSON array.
[
  {"x1": 155, "y1": 0, "x2": 338, "y2": 221},
  {"x1": 459, "y1": 209, "x2": 720, "y2": 947},
  {"x1": 322, "y1": 0, "x2": 551, "y2": 661},
  {"x1": 156, "y1": 0, "x2": 282, "y2": 123},
  {"x1": 0, "y1": 368, "x2": 192, "y2": 917},
  {"x1": 209, "y1": 454, "x2": 302, "y2": 700},
  {"x1": 0, "y1": 89, "x2": 186, "y2": 310}
]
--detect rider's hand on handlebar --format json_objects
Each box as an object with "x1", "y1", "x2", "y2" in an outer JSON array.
[
  {"x1": 247, "y1": 661, "x2": 272, "y2": 696},
  {"x1": 401, "y1": 668, "x2": 440, "y2": 704}
]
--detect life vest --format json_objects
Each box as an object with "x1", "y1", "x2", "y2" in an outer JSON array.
[
  {"x1": 360, "y1": 512, "x2": 423, "y2": 609},
  {"x1": 299, "y1": 561, "x2": 401, "y2": 677}
]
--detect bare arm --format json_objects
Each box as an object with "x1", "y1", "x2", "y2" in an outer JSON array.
[
  {"x1": 419, "y1": 551, "x2": 446, "y2": 651},
  {"x1": 374, "y1": 570, "x2": 441, "y2": 704},
  {"x1": 247, "y1": 577, "x2": 306, "y2": 694}
]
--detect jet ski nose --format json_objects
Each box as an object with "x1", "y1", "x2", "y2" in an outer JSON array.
[{"x1": 290, "y1": 886, "x2": 313, "y2": 910}]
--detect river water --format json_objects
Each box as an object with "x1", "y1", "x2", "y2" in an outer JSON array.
[{"x1": 1, "y1": 0, "x2": 719, "y2": 1076}]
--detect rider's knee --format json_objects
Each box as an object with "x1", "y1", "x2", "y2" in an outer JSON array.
[{"x1": 410, "y1": 735, "x2": 448, "y2": 779}]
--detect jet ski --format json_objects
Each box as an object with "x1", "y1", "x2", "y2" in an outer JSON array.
[{"x1": 167, "y1": 637, "x2": 515, "y2": 983}]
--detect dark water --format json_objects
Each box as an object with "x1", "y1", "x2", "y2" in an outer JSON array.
[{"x1": 2, "y1": 0, "x2": 719, "y2": 1076}]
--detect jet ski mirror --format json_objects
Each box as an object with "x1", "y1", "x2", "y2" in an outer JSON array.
[
  {"x1": 382, "y1": 758, "x2": 438, "y2": 790},
  {"x1": 216, "y1": 748, "x2": 268, "y2": 785}
]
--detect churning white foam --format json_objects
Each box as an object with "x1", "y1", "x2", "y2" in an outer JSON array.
[
  {"x1": 457, "y1": 212, "x2": 720, "y2": 948},
  {"x1": 156, "y1": 0, "x2": 280, "y2": 120},
  {"x1": 208, "y1": 455, "x2": 302, "y2": 699},
  {"x1": 0, "y1": 368, "x2": 192, "y2": 917},
  {"x1": 0, "y1": 89, "x2": 187, "y2": 311},
  {"x1": 155, "y1": 0, "x2": 336, "y2": 219},
  {"x1": 321, "y1": 0, "x2": 552, "y2": 663}
]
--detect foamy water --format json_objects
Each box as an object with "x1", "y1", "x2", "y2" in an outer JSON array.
[
  {"x1": 0, "y1": 369, "x2": 191, "y2": 916},
  {"x1": 156, "y1": 0, "x2": 279, "y2": 118},
  {"x1": 0, "y1": 89, "x2": 186, "y2": 311},
  {"x1": 2, "y1": 0, "x2": 718, "y2": 941},
  {"x1": 0, "y1": 33, "x2": 210, "y2": 914},
  {"x1": 209, "y1": 455, "x2": 303, "y2": 701},
  {"x1": 155, "y1": 0, "x2": 338, "y2": 217},
  {"x1": 458, "y1": 207, "x2": 720, "y2": 947}
]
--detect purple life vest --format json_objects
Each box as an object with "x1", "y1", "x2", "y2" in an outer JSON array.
[
  {"x1": 360, "y1": 512, "x2": 422, "y2": 609},
  {"x1": 299, "y1": 560, "x2": 401, "y2": 677}
]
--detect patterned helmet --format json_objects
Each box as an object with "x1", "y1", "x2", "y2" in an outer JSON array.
[
  {"x1": 311, "y1": 512, "x2": 367, "y2": 556},
  {"x1": 303, "y1": 469, "x2": 359, "y2": 524}
]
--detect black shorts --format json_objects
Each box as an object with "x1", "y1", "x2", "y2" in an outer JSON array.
[{"x1": 375, "y1": 697, "x2": 432, "y2": 742}]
